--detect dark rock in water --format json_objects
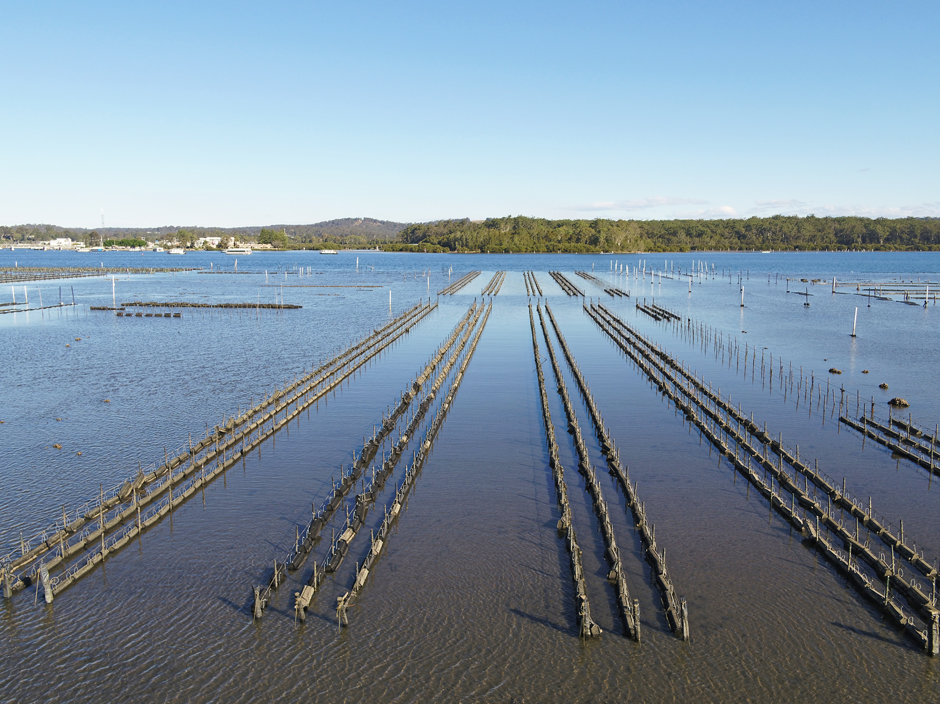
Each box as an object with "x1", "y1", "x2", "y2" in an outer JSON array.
[
  {"x1": 888, "y1": 397, "x2": 909, "y2": 407},
  {"x1": 879, "y1": 383, "x2": 889, "y2": 390},
  {"x1": 828, "y1": 368, "x2": 842, "y2": 374},
  {"x1": 862, "y1": 369, "x2": 869, "y2": 374}
]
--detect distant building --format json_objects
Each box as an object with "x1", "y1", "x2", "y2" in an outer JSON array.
[
  {"x1": 48, "y1": 237, "x2": 74, "y2": 249},
  {"x1": 195, "y1": 237, "x2": 222, "y2": 248}
]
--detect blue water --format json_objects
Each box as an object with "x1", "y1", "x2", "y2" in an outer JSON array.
[{"x1": 1, "y1": 249, "x2": 938, "y2": 702}]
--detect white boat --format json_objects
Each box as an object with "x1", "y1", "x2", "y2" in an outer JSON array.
[
  {"x1": 320, "y1": 249, "x2": 338, "y2": 254},
  {"x1": 224, "y1": 247, "x2": 252, "y2": 255},
  {"x1": 169, "y1": 248, "x2": 185, "y2": 255}
]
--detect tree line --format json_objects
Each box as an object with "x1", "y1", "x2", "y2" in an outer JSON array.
[
  {"x1": 5, "y1": 215, "x2": 940, "y2": 252},
  {"x1": 397, "y1": 215, "x2": 940, "y2": 252}
]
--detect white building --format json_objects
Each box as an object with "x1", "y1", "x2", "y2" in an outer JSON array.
[{"x1": 48, "y1": 237, "x2": 74, "y2": 249}]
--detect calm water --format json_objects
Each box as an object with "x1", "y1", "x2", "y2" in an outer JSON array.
[{"x1": 1, "y1": 249, "x2": 939, "y2": 702}]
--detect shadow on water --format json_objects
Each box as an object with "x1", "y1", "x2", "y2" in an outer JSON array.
[
  {"x1": 217, "y1": 595, "x2": 250, "y2": 616},
  {"x1": 829, "y1": 620, "x2": 908, "y2": 648},
  {"x1": 509, "y1": 607, "x2": 571, "y2": 636}
]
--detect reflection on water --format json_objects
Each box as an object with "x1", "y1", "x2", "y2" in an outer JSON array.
[{"x1": 0, "y1": 250, "x2": 938, "y2": 702}]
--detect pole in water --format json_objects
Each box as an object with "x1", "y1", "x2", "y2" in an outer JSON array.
[
  {"x1": 851, "y1": 307, "x2": 858, "y2": 337},
  {"x1": 740, "y1": 286, "x2": 744, "y2": 307},
  {"x1": 40, "y1": 565, "x2": 53, "y2": 604}
]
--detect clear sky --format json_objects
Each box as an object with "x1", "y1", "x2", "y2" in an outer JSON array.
[{"x1": 1, "y1": 1, "x2": 937, "y2": 228}]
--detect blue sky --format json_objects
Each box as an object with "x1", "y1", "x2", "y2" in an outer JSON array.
[{"x1": 1, "y1": 1, "x2": 937, "y2": 228}]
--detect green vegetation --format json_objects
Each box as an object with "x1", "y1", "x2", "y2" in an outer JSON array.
[
  {"x1": 174, "y1": 229, "x2": 198, "y2": 248},
  {"x1": 290, "y1": 218, "x2": 407, "y2": 243},
  {"x1": 104, "y1": 238, "x2": 148, "y2": 248},
  {"x1": 4, "y1": 215, "x2": 940, "y2": 252},
  {"x1": 287, "y1": 241, "x2": 449, "y2": 253},
  {"x1": 379, "y1": 242, "x2": 449, "y2": 253},
  {"x1": 399, "y1": 215, "x2": 940, "y2": 253},
  {"x1": 258, "y1": 228, "x2": 289, "y2": 248}
]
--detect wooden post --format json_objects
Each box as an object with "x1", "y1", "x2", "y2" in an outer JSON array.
[
  {"x1": 681, "y1": 599, "x2": 689, "y2": 641},
  {"x1": 253, "y1": 586, "x2": 263, "y2": 619},
  {"x1": 99, "y1": 484, "x2": 106, "y2": 556},
  {"x1": 337, "y1": 592, "x2": 349, "y2": 628},
  {"x1": 633, "y1": 598, "x2": 641, "y2": 642},
  {"x1": 40, "y1": 565, "x2": 52, "y2": 604},
  {"x1": 929, "y1": 611, "x2": 939, "y2": 657}
]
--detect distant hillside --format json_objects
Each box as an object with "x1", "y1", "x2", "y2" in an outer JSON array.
[
  {"x1": 290, "y1": 218, "x2": 408, "y2": 241},
  {"x1": 223, "y1": 218, "x2": 409, "y2": 243}
]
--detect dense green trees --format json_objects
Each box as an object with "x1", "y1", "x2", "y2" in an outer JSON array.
[
  {"x1": 174, "y1": 229, "x2": 198, "y2": 247},
  {"x1": 398, "y1": 216, "x2": 940, "y2": 252},
  {"x1": 258, "y1": 228, "x2": 289, "y2": 248}
]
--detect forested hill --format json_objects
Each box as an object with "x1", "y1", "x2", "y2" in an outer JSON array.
[
  {"x1": 242, "y1": 218, "x2": 408, "y2": 243},
  {"x1": 398, "y1": 216, "x2": 940, "y2": 252}
]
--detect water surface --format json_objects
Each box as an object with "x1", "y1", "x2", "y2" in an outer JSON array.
[{"x1": 1, "y1": 250, "x2": 938, "y2": 702}]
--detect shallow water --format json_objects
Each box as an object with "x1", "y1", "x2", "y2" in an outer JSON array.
[{"x1": 1, "y1": 249, "x2": 938, "y2": 702}]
